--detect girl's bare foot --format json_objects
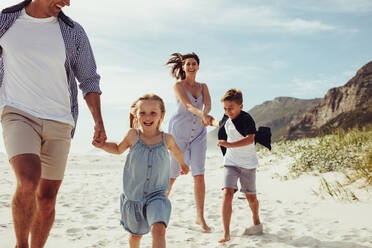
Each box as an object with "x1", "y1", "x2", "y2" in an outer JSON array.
[
  {"x1": 218, "y1": 234, "x2": 231, "y2": 243},
  {"x1": 196, "y1": 218, "x2": 211, "y2": 233}
]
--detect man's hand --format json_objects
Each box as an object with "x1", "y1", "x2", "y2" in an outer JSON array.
[
  {"x1": 92, "y1": 122, "x2": 107, "y2": 147},
  {"x1": 84, "y1": 92, "x2": 106, "y2": 148},
  {"x1": 217, "y1": 140, "x2": 230, "y2": 148}
]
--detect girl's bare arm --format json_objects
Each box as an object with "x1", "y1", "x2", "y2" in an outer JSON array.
[
  {"x1": 94, "y1": 129, "x2": 137, "y2": 154},
  {"x1": 165, "y1": 133, "x2": 189, "y2": 175}
]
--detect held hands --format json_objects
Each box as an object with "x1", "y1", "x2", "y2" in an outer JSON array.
[
  {"x1": 202, "y1": 114, "x2": 214, "y2": 126},
  {"x1": 217, "y1": 140, "x2": 231, "y2": 148},
  {"x1": 180, "y1": 164, "x2": 190, "y2": 175},
  {"x1": 92, "y1": 122, "x2": 107, "y2": 148}
]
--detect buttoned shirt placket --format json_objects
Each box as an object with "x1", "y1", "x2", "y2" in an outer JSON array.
[
  {"x1": 143, "y1": 147, "x2": 153, "y2": 198},
  {"x1": 190, "y1": 98, "x2": 200, "y2": 142}
]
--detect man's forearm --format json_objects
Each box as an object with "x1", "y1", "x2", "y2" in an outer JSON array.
[{"x1": 84, "y1": 92, "x2": 104, "y2": 124}]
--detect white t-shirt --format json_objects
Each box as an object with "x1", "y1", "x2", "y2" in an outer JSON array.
[
  {"x1": 223, "y1": 118, "x2": 259, "y2": 169},
  {"x1": 0, "y1": 9, "x2": 74, "y2": 126}
]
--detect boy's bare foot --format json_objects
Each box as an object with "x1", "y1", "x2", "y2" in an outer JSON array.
[
  {"x1": 195, "y1": 218, "x2": 211, "y2": 233},
  {"x1": 218, "y1": 234, "x2": 231, "y2": 243}
]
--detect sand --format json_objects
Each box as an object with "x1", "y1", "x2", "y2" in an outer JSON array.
[{"x1": 0, "y1": 151, "x2": 371, "y2": 248}]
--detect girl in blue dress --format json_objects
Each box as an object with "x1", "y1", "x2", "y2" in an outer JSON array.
[
  {"x1": 165, "y1": 52, "x2": 213, "y2": 232},
  {"x1": 93, "y1": 94, "x2": 189, "y2": 248}
]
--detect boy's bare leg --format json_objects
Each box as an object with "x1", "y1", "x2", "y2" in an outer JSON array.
[
  {"x1": 246, "y1": 194, "x2": 260, "y2": 225},
  {"x1": 151, "y1": 222, "x2": 166, "y2": 248},
  {"x1": 166, "y1": 178, "x2": 176, "y2": 198},
  {"x1": 193, "y1": 175, "x2": 211, "y2": 232},
  {"x1": 30, "y1": 179, "x2": 62, "y2": 247},
  {"x1": 11, "y1": 154, "x2": 42, "y2": 248},
  {"x1": 218, "y1": 188, "x2": 234, "y2": 243},
  {"x1": 129, "y1": 234, "x2": 142, "y2": 248}
]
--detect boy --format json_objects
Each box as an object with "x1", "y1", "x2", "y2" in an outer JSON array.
[{"x1": 210, "y1": 88, "x2": 263, "y2": 243}]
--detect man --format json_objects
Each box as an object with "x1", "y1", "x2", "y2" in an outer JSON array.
[{"x1": 0, "y1": 0, "x2": 106, "y2": 247}]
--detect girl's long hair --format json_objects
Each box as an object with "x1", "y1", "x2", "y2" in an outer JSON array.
[
  {"x1": 129, "y1": 94, "x2": 166, "y2": 129},
  {"x1": 165, "y1": 52, "x2": 200, "y2": 80}
]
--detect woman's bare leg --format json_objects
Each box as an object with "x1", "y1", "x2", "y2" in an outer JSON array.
[{"x1": 194, "y1": 175, "x2": 211, "y2": 232}]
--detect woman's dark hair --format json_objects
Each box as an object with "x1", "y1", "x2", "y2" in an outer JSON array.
[{"x1": 165, "y1": 52, "x2": 200, "y2": 80}]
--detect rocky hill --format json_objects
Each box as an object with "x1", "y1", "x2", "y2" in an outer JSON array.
[
  {"x1": 287, "y1": 61, "x2": 372, "y2": 139},
  {"x1": 249, "y1": 97, "x2": 321, "y2": 141}
]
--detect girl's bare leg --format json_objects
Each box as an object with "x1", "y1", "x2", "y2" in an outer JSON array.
[
  {"x1": 151, "y1": 222, "x2": 166, "y2": 248},
  {"x1": 129, "y1": 234, "x2": 142, "y2": 248}
]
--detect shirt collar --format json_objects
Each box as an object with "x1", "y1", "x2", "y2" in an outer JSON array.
[{"x1": 2, "y1": 0, "x2": 74, "y2": 28}]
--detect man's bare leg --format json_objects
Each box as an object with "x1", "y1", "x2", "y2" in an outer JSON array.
[
  {"x1": 30, "y1": 179, "x2": 62, "y2": 247},
  {"x1": 218, "y1": 188, "x2": 234, "y2": 243},
  {"x1": 151, "y1": 222, "x2": 166, "y2": 248},
  {"x1": 166, "y1": 178, "x2": 176, "y2": 198},
  {"x1": 194, "y1": 175, "x2": 211, "y2": 232},
  {"x1": 10, "y1": 154, "x2": 41, "y2": 248},
  {"x1": 129, "y1": 234, "x2": 142, "y2": 248},
  {"x1": 246, "y1": 194, "x2": 260, "y2": 225}
]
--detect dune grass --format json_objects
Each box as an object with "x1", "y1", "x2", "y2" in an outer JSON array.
[{"x1": 257, "y1": 126, "x2": 372, "y2": 200}]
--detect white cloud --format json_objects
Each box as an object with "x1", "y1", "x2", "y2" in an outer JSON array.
[
  {"x1": 54, "y1": 0, "x2": 341, "y2": 38},
  {"x1": 291, "y1": 74, "x2": 349, "y2": 98},
  {"x1": 97, "y1": 65, "x2": 175, "y2": 107},
  {"x1": 280, "y1": 0, "x2": 372, "y2": 13}
]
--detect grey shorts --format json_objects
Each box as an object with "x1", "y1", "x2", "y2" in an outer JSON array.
[{"x1": 223, "y1": 166, "x2": 256, "y2": 194}]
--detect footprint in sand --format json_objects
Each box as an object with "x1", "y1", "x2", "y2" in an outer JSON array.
[
  {"x1": 207, "y1": 214, "x2": 220, "y2": 219},
  {"x1": 85, "y1": 226, "x2": 99, "y2": 231},
  {"x1": 66, "y1": 228, "x2": 83, "y2": 234},
  {"x1": 54, "y1": 219, "x2": 63, "y2": 225},
  {"x1": 104, "y1": 226, "x2": 117, "y2": 230},
  {"x1": 0, "y1": 201, "x2": 10, "y2": 207},
  {"x1": 83, "y1": 214, "x2": 97, "y2": 219},
  {"x1": 91, "y1": 239, "x2": 110, "y2": 247}
]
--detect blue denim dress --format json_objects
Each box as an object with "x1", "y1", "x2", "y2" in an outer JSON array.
[
  {"x1": 168, "y1": 85, "x2": 207, "y2": 177},
  {"x1": 120, "y1": 130, "x2": 171, "y2": 235}
]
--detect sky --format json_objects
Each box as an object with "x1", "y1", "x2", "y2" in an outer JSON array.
[{"x1": 0, "y1": 0, "x2": 371, "y2": 154}]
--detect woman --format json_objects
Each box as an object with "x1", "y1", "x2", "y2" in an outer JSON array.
[{"x1": 166, "y1": 52, "x2": 212, "y2": 232}]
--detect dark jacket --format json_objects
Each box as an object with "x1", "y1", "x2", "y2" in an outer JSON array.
[{"x1": 217, "y1": 111, "x2": 271, "y2": 155}]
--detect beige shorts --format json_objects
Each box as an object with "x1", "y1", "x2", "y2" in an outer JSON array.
[{"x1": 1, "y1": 106, "x2": 73, "y2": 180}]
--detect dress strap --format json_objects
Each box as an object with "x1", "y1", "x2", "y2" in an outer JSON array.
[{"x1": 161, "y1": 132, "x2": 166, "y2": 144}]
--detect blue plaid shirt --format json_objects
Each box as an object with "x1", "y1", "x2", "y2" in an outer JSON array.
[{"x1": 0, "y1": 0, "x2": 102, "y2": 137}]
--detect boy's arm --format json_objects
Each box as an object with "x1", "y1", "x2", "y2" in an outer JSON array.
[
  {"x1": 218, "y1": 134, "x2": 255, "y2": 148},
  {"x1": 165, "y1": 134, "x2": 189, "y2": 175}
]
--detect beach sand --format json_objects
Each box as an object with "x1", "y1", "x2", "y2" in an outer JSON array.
[{"x1": 0, "y1": 151, "x2": 371, "y2": 248}]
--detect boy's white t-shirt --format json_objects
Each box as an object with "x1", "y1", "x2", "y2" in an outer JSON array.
[
  {"x1": 0, "y1": 9, "x2": 74, "y2": 126},
  {"x1": 223, "y1": 118, "x2": 258, "y2": 169}
]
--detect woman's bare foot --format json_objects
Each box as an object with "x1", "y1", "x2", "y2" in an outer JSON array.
[
  {"x1": 218, "y1": 233, "x2": 231, "y2": 243},
  {"x1": 196, "y1": 218, "x2": 211, "y2": 233}
]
